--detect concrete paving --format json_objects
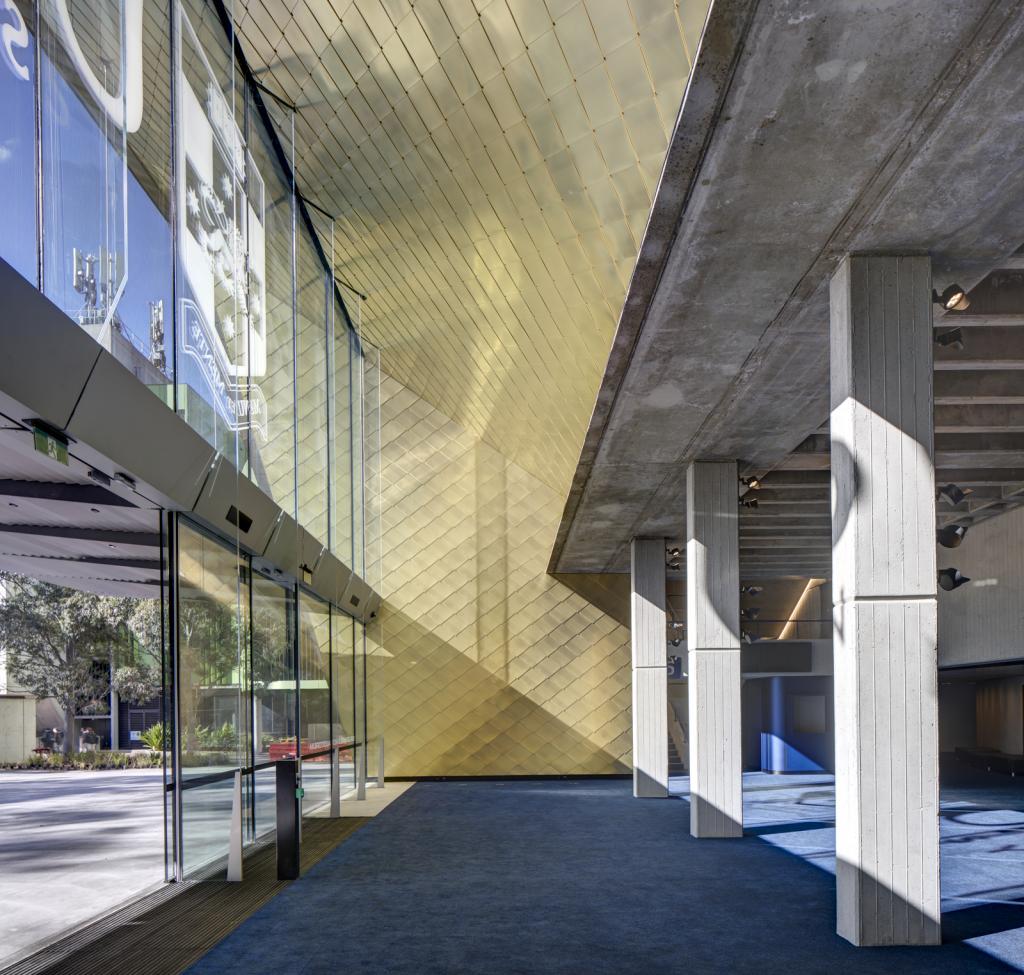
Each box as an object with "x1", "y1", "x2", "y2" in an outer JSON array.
[{"x1": 0, "y1": 768, "x2": 166, "y2": 968}]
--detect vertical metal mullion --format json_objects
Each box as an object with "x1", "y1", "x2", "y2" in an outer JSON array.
[
  {"x1": 158, "y1": 510, "x2": 170, "y2": 881},
  {"x1": 169, "y1": 0, "x2": 181, "y2": 412},
  {"x1": 289, "y1": 111, "x2": 299, "y2": 527},
  {"x1": 168, "y1": 512, "x2": 184, "y2": 882},
  {"x1": 33, "y1": 1, "x2": 43, "y2": 292}
]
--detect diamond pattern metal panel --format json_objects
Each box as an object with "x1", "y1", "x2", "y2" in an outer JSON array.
[
  {"x1": 235, "y1": 0, "x2": 709, "y2": 493},
  {"x1": 366, "y1": 371, "x2": 631, "y2": 775}
]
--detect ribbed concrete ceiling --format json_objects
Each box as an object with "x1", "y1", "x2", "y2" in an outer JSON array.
[{"x1": 236, "y1": 0, "x2": 710, "y2": 492}]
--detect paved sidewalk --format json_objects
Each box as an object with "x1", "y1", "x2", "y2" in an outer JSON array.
[{"x1": 0, "y1": 768, "x2": 165, "y2": 968}]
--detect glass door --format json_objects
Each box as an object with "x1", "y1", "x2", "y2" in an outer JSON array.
[
  {"x1": 251, "y1": 572, "x2": 296, "y2": 839},
  {"x1": 174, "y1": 519, "x2": 250, "y2": 878}
]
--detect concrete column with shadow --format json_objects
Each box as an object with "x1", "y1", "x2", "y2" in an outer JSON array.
[
  {"x1": 830, "y1": 253, "x2": 940, "y2": 946},
  {"x1": 686, "y1": 460, "x2": 742, "y2": 837},
  {"x1": 631, "y1": 537, "x2": 669, "y2": 797}
]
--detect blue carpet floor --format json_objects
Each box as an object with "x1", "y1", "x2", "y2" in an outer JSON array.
[{"x1": 187, "y1": 770, "x2": 1024, "y2": 975}]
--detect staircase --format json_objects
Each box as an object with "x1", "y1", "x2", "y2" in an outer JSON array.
[
  {"x1": 667, "y1": 701, "x2": 688, "y2": 776},
  {"x1": 668, "y1": 735, "x2": 687, "y2": 776}
]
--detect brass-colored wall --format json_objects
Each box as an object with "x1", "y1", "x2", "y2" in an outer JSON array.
[{"x1": 368, "y1": 370, "x2": 631, "y2": 776}]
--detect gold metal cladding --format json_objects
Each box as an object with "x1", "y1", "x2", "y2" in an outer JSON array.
[{"x1": 235, "y1": 0, "x2": 709, "y2": 495}]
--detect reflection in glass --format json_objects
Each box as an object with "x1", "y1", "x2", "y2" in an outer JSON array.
[
  {"x1": 0, "y1": 0, "x2": 38, "y2": 283},
  {"x1": 119, "y1": 0, "x2": 174, "y2": 394},
  {"x1": 174, "y1": 0, "x2": 251, "y2": 463},
  {"x1": 350, "y1": 332, "x2": 365, "y2": 576},
  {"x1": 252, "y1": 572, "x2": 295, "y2": 836},
  {"x1": 297, "y1": 226, "x2": 329, "y2": 542},
  {"x1": 40, "y1": 0, "x2": 127, "y2": 339},
  {"x1": 331, "y1": 302, "x2": 352, "y2": 560},
  {"x1": 245, "y1": 91, "x2": 295, "y2": 514},
  {"x1": 177, "y1": 520, "x2": 247, "y2": 875}
]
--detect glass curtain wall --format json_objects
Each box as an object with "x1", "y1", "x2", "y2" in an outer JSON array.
[
  {"x1": 0, "y1": 0, "x2": 366, "y2": 552},
  {"x1": 0, "y1": 0, "x2": 378, "y2": 880},
  {"x1": 175, "y1": 518, "x2": 362, "y2": 877}
]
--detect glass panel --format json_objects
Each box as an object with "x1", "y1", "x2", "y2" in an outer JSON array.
[
  {"x1": 350, "y1": 334, "x2": 364, "y2": 575},
  {"x1": 362, "y1": 344, "x2": 382, "y2": 590},
  {"x1": 177, "y1": 519, "x2": 248, "y2": 876},
  {"x1": 298, "y1": 591, "x2": 330, "y2": 813},
  {"x1": 174, "y1": 0, "x2": 245, "y2": 464},
  {"x1": 245, "y1": 86, "x2": 295, "y2": 514},
  {"x1": 180, "y1": 777, "x2": 237, "y2": 877},
  {"x1": 251, "y1": 571, "x2": 295, "y2": 837},
  {"x1": 331, "y1": 299, "x2": 352, "y2": 561},
  {"x1": 0, "y1": 0, "x2": 38, "y2": 284},
  {"x1": 40, "y1": 0, "x2": 128, "y2": 338},
  {"x1": 119, "y1": 0, "x2": 174, "y2": 395},
  {"x1": 330, "y1": 609, "x2": 355, "y2": 745},
  {"x1": 354, "y1": 619, "x2": 366, "y2": 762},
  {"x1": 331, "y1": 610, "x2": 357, "y2": 796},
  {"x1": 296, "y1": 224, "x2": 329, "y2": 542}
]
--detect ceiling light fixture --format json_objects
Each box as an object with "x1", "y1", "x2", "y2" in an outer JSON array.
[
  {"x1": 741, "y1": 476, "x2": 761, "y2": 490},
  {"x1": 937, "y1": 524, "x2": 968, "y2": 549},
  {"x1": 937, "y1": 483, "x2": 973, "y2": 506},
  {"x1": 932, "y1": 284, "x2": 970, "y2": 312},
  {"x1": 741, "y1": 585, "x2": 764, "y2": 596},
  {"x1": 740, "y1": 607, "x2": 761, "y2": 620},
  {"x1": 934, "y1": 327, "x2": 965, "y2": 350},
  {"x1": 938, "y1": 567, "x2": 970, "y2": 591},
  {"x1": 740, "y1": 498, "x2": 758, "y2": 509}
]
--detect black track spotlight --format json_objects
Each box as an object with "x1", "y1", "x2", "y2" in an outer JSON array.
[
  {"x1": 740, "y1": 497, "x2": 759, "y2": 509},
  {"x1": 938, "y1": 483, "x2": 973, "y2": 506},
  {"x1": 938, "y1": 567, "x2": 970, "y2": 591},
  {"x1": 670, "y1": 637, "x2": 682, "y2": 648},
  {"x1": 935, "y1": 327, "x2": 965, "y2": 350},
  {"x1": 740, "y1": 607, "x2": 761, "y2": 620},
  {"x1": 742, "y1": 630, "x2": 757, "y2": 644},
  {"x1": 937, "y1": 524, "x2": 968, "y2": 549},
  {"x1": 667, "y1": 559, "x2": 682, "y2": 571},
  {"x1": 740, "y1": 585, "x2": 764, "y2": 596},
  {"x1": 932, "y1": 283, "x2": 970, "y2": 312},
  {"x1": 741, "y1": 475, "x2": 761, "y2": 490},
  {"x1": 666, "y1": 546, "x2": 681, "y2": 558}
]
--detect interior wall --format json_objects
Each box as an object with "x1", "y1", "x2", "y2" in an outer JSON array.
[
  {"x1": 938, "y1": 680, "x2": 977, "y2": 752},
  {"x1": 975, "y1": 678, "x2": 1024, "y2": 754},
  {"x1": 938, "y1": 505, "x2": 1024, "y2": 667},
  {"x1": 369, "y1": 372, "x2": 631, "y2": 776}
]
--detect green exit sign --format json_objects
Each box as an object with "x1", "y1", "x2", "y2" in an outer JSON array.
[{"x1": 33, "y1": 426, "x2": 68, "y2": 466}]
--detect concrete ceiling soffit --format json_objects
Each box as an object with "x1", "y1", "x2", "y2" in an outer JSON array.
[{"x1": 550, "y1": 0, "x2": 1024, "y2": 574}]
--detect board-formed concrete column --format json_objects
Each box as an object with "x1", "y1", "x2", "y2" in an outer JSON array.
[
  {"x1": 686, "y1": 461, "x2": 742, "y2": 837},
  {"x1": 830, "y1": 253, "x2": 939, "y2": 946},
  {"x1": 630, "y1": 537, "x2": 668, "y2": 798}
]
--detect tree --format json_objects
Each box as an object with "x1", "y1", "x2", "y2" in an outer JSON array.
[{"x1": 0, "y1": 574, "x2": 134, "y2": 753}]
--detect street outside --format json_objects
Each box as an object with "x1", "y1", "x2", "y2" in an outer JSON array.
[{"x1": 0, "y1": 768, "x2": 166, "y2": 967}]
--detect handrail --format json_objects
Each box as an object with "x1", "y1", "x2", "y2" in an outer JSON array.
[{"x1": 166, "y1": 740, "x2": 365, "y2": 792}]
